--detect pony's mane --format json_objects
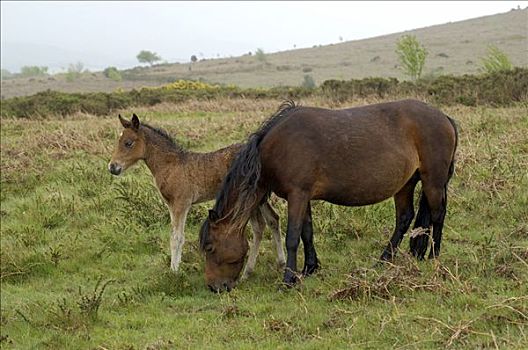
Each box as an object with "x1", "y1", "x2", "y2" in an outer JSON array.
[
  {"x1": 200, "y1": 100, "x2": 299, "y2": 249},
  {"x1": 141, "y1": 123, "x2": 184, "y2": 153}
]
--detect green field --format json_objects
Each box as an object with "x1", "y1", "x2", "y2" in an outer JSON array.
[{"x1": 1, "y1": 97, "x2": 527, "y2": 349}]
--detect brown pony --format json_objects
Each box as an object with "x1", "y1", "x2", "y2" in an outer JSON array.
[
  {"x1": 200, "y1": 100, "x2": 458, "y2": 292},
  {"x1": 108, "y1": 114, "x2": 285, "y2": 279}
]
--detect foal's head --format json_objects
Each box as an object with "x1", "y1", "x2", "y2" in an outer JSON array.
[
  {"x1": 200, "y1": 210, "x2": 249, "y2": 292},
  {"x1": 108, "y1": 114, "x2": 146, "y2": 176}
]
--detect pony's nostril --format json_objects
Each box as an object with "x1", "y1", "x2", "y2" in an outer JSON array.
[{"x1": 208, "y1": 285, "x2": 219, "y2": 293}]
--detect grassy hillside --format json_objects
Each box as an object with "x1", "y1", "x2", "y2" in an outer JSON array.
[
  {"x1": 1, "y1": 96, "x2": 527, "y2": 348},
  {"x1": 1, "y1": 9, "x2": 526, "y2": 98}
]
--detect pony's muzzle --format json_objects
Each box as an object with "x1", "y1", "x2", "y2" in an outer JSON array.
[
  {"x1": 108, "y1": 162, "x2": 122, "y2": 176},
  {"x1": 208, "y1": 282, "x2": 233, "y2": 293}
]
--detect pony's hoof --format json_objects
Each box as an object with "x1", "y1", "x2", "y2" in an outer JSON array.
[
  {"x1": 283, "y1": 270, "x2": 298, "y2": 287},
  {"x1": 379, "y1": 250, "x2": 394, "y2": 262},
  {"x1": 302, "y1": 260, "x2": 320, "y2": 276}
]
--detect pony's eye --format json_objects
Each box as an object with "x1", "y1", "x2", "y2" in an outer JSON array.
[
  {"x1": 205, "y1": 243, "x2": 215, "y2": 253},
  {"x1": 124, "y1": 140, "x2": 134, "y2": 148}
]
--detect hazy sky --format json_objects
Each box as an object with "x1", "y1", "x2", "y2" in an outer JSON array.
[{"x1": 1, "y1": 1, "x2": 527, "y2": 72}]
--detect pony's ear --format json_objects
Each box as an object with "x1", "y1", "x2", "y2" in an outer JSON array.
[
  {"x1": 208, "y1": 209, "x2": 220, "y2": 222},
  {"x1": 118, "y1": 114, "x2": 131, "y2": 128},
  {"x1": 131, "y1": 114, "x2": 140, "y2": 130}
]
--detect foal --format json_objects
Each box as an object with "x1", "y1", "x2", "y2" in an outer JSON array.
[{"x1": 108, "y1": 114, "x2": 285, "y2": 278}]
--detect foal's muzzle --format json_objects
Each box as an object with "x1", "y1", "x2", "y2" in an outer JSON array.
[{"x1": 108, "y1": 163, "x2": 122, "y2": 176}]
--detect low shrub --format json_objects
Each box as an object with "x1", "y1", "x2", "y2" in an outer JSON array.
[{"x1": 1, "y1": 68, "x2": 526, "y2": 118}]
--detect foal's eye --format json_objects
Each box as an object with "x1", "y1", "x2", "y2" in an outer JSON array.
[{"x1": 124, "y1": 140, "x2": 134, "y2": 148}]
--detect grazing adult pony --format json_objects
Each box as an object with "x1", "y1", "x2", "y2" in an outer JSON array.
[
  {"x1": 200, "y1": 100, "x2": 457, "y2": 292},
  {"x1": 108, "y1": 114, "x2": 286, "y2": 278}
]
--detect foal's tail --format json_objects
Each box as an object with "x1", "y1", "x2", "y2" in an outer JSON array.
[
  {"x1": 215, "y1": 101, "x2": 299, "y2": 230},
  {"x1": 410, "y1": 115, "x2": 458, "y2": 258}
]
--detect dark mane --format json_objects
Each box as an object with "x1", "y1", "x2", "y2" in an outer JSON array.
[
  {"x1": 141, "y1": 123, "x2": 184, "y2": 153},
  {"x1": 200, "y1": 100, "x2": 299, "y2": 249}
]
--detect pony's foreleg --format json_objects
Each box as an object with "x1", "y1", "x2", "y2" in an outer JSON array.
[
  {"x1": 283, "y1": 191, "x2": 310, "y2": 286},
  {"x1": 301, "y1": 203, "x2": 319, "y2": 276},
  {"x1": 261, "y1": 202, "x2": 286, "y2": 269},
  {"x1": 169, "y1": 205, "x2": 190, "y2": 273}
]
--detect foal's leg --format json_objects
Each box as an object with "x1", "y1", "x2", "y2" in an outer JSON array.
[
  {"x1": 169, "y1": 204, "x2": 190, "y2": 272},
  {"x1": 261, "y1": 202, "x2": 286, "y2": 269},
  {"x1": 283, "y1": 191, "x2": 310, "y2": 286},
  {"x1": 301, "y1": 203, "x2": 319, "y2": 276},
  {"x1": 241, "y1": 209, "x2": 266, "y2": 280},
  {"x1": 380, "y1": 173, "x2": 419, "y2": 261}
]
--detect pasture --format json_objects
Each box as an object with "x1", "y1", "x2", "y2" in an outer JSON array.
[{"x1": 1, "y1": 97, "x2": 527, "y2": 349}]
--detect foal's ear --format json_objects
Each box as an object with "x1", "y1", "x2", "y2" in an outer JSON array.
[
  {"x1": 118, "y1": 114, "x2": 131, "y2": 128},
  {"x1": 208, "y1": 209, "x2": 220, "y2": 222},
  {"x1": 131, "y1": 114, "x2": 140, "y2": 130}
]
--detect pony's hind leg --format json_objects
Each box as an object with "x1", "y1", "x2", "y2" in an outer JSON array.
[
  {"x1": 242, "y1": 209, "x2": 266, "y2": 279},
  {"x1": 301, "y1": 203, "x2": 319, "y2": 276},
  {"x1": 418, "y1": 173, "x2": 451, "y2": 259},
  {"x1": 424, "y1": 184, "x2": 448, "y2": 259},
  {"x1": 380, "y1": 172, "x2": 419, "y2": 261},
  {"x1": 261, "y1": 202, "x2": 286, "y2": 269},
  {"x1": 409, "y1": 192, "x2": 431, "y2": 260}
]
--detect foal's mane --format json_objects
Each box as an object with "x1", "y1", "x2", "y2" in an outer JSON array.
[
  {"x1": 141, "y1": 123, "x2": 185, "y2": 153},
  {"x1": 200, "y1": 100, "x2": 299, "y2": 249}
]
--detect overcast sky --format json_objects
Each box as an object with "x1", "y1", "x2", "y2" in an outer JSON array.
[{"x1": 1, "y1": 1, "x2": 527, "y2": 72}]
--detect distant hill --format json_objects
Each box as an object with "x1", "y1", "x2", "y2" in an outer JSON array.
[{"x1": 1, "y1": 8, "x2": 526, "y2": 98}]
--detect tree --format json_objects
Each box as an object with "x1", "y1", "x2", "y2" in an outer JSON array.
[
  {"x1": 255, "y1": 48, "x2": 266, "y2": 63},
  {"x1": 480, "y1": 45, "x2": 513, "y2": 73},
  {"x1": 20, "y1": 66, "x2": 48, "y2": 77},
  {"x1": 136, "y1": 50, "x2": 162, "y2": 66},
  {"x1": 302, "y1": 74, "x2": 316, "y2": 89},
  {"x1": 1, "y1": 69, "x2": 13, "y2": 80},
  {"x1": 103, "y1": 66, "x2": 122, "y2": 81},
  {"x1": 65, "y1": 62, "x2": 84, "y2": 82},
  {"x1": 395, "y1": 35, "x2": 428, "y2": 80},
  {"x1": 189, "y1": 55, "x2": 198, "y2": 71}
]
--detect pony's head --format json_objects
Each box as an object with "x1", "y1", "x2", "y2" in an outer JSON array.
[
  {"x1": 200, "y1": 209, "x2": 249, "y2": 292},
  {"x1": 108, "y1": 114, "x2": 147, "y2": 176}
]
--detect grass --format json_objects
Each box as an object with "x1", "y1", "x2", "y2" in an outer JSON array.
[{"x1": 1, "y1": 97, "x2": 527, "y2": 349}]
